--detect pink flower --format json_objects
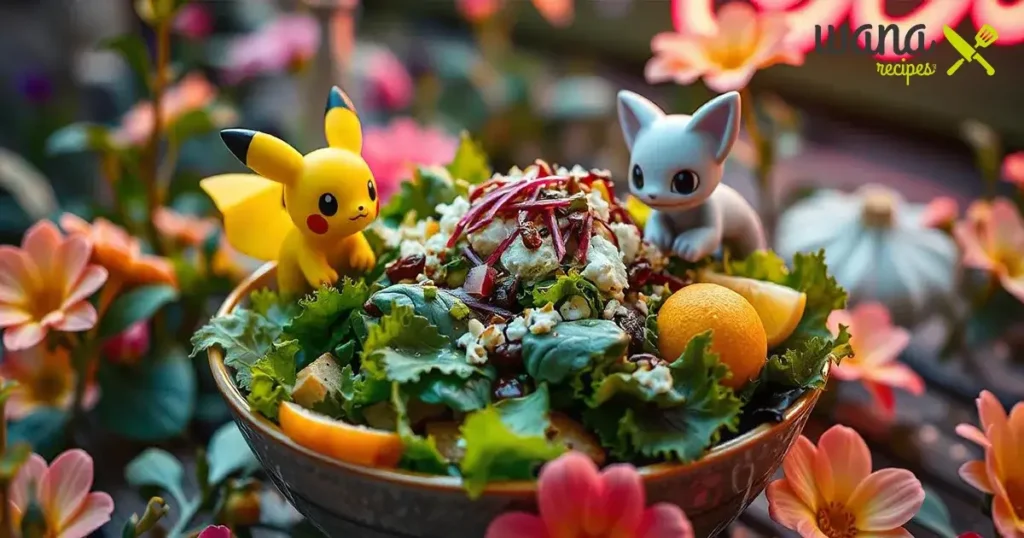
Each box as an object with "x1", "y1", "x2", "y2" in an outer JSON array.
[
  {"x1": 9, "y1": 449, "x2": 114, "y2": 538},
  {"x1": 0, "y1": 221, "x2": 107, "y2": 351},
  {"x1": 827, "y1": 302, "x2": 923, "y2": 416},
  {"x1": 361, "y1": 119, "x2": 458, "y2": 204},
  {"x1": 457, "y1": 0, "x2": 573, "y2": 26},
  {"x1": 485, "y1": 452, "x2": 693, "y2": 538},
  {"x1": 224, "y1": 14, "x2": 320, "y2": 84},
  {"x1": 355, "y1": 46, "x2": 414, "y2": 111},
  {"x1": 102, "y1": 321, "x2": 150, "y2": 365},
  {"x1": 1003, "y1": 151, "x2": 1024, "y2": 189},
  {"x1": 646, "y1": 1, "x2": 804, "y2": 93},
  {"x1": 953, "y1": 198, "x2": 1024, "y2": 303},
  {"x1": 198, "y1": 525, "x2": 232, "y2": 538},
  {"x1": 767, "y1": 425, "x2": 925, "y2": 537},
  {"x1": 0, "y1": 343, "x2": 99, "y2": 420},
  {"x1": 174, "y1": 3, "x2": 214, "y2": 40},
  {"x1": 112, "y1": 73, "x2": 218, "y2": 147},
  {"x1": 457, "y1": 0, "x2": 502, "y2": 23},
  {"x1": 920, "y1": 196, "x2": 959, "y2": 229}
]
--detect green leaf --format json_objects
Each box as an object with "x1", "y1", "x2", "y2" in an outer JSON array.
[
  {"x1": 411, "y1": 373, "x2": 493, "y2": 412},
  {"x1": 362, "y1": 304, "x2": 481, "y2": 384},
  {"x1": 97, "y1": 346, "x2": 197, "y2": 441},
  {"x1": 100, "y1": 34, "x2": 152, "y2": 91},
  {"x1": 912, "y1": 487, "x2": 957, "y2": 538},
  {"x1": 522, "y1": 319, "x2": 629, "y2": 384},
  {"x1": 247, "y1": 340, "x2": 300, "y2": 421},
  {"x1": 381, "y1": 166, "x2": 459, "y2": 226},
  {"x1": 392, "y1": 384, "x2": 450, "y2": 475},
  {"x1": 206, "y1": 422, "x2": 259, "y2": 485},
  {"x1": 45, "y1": 123, "x2": 114, "y2": 155},
  {"x1": 529, "y1": 270, "x2": 602, "y2": 314},
  {"x1": 168, "y1": 108, "x2": 216, "y2": 142},
  {"x1": 0, "y1": 444, "x2": 32, "y2": 481},
  {"x1": 125, "y1": 449, "x2": 188, "y2": 508},
  {"x1": 367, "y1": 284, "x2": 471, "y2": 339},
  {"x1": 459, "y1": 385, "x2": 564, "y2": 498},
  {"x1": 100, "y1": 285, "x2": 178, "y2": 339},
  {"x1": 446, "y1": 132, "x2": 492, "y2": 185},
  {"x1": 7, "y1": 408, "x2": 68, "y2": 460},
  {"x1": 191, "y1": 309, "x2": 283, "y2": 390},
  {"x1": 249, "y1": 288, "x2": 300, "y2": 329},
  {"x1": 0, "y1": 379, "x2": 18, "y2": 406},
  {"x1": 285, "y1": 281, "x2": 370, "y2": 362},
  {"x1": 764, "y1": 324, "x2": 853, "y2": 388}
]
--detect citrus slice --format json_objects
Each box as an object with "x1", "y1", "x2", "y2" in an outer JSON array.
[
  {"x1": 278, "y1": 401, "x2": 404, "y2": 468},
  {"x1": 697, "y1": 271, "x2": 807, "y2": 348}
]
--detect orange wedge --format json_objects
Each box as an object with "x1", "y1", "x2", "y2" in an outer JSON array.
[
  {"x1": 278, "y1": 401, "x2": 404, "y2": 468},
  {"x1": 697, "y1": 271, "x2": 807, "y2": 348}
]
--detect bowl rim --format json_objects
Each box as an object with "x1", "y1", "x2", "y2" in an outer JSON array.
[{"x1": 208, "y1": 261, "x2": 827, "y2": 498}]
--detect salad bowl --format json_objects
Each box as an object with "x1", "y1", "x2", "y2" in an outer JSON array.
[{"x1": 209, "y1": 262, "x2": 827, "y2": 538}]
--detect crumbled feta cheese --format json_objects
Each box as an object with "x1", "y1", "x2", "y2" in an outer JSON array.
[
  {"x1": 602, "y1": 299, "x2": 628, "y2": 320},
  {"x1": 436, "y1": 196, "x2": 470, "y2": 235},
  {"x1": 524, "y1": 303, "x2": 562, "y2": 334},
  {"x1": 466, "y1": 343, "x2": 488, "y2": 365},
  {"x1": 371, "y1": 223, "x2": 401, "y2": 249},
  {"x1": 500, "y1": 236, "x2": 561, "y2": 283},
  {"x1": 582, "y1": 235, "x2": 629, "y2": 299},
  {"x1": 558, "y1": 295, "x2": 592, "y2": 321},
  {"x1": 611, "y1": 223, "x2": 642, "y2": 264},
  {"x1": 416, "y1": 274, "x2": 433, "y2": 285},
  {"x1": 587, "y1": 189, "x2": 611, "y2": 221},
  {"x1": 635, "y1": 293, "x2": 651, "y2": 316},
  {"x1": 467, "y1": 319, "x2": 485, "y2": 337},
  {"x1": 640, "y1": 242, "x2": 668, "y2": 272},
  {"x1": 400, "y1": 239, "x2": 427, "y2": 258},
  {"x1": 651, "y1": 284, "x2": 667, "y2": 298},
  {"x1": 469, "y1": 218, "x2": 516, "y2": 256},
  {"x1": 478, "y1": 324, "x2": 506, "y2": 351},
  {"x1": 505, "y1": 317, "x2": 529, "y2": 341},
  {"x1": 632, "y1": 364, "x2": 674, "y2": 395}
]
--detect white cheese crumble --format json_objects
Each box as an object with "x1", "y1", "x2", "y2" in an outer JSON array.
[
  {"x1": 524, "y1": 303, "x2": 562, "y2": 334},
  {"x1": 500, "y1": 235, "x2": 560, "y2": 283},
  {"x1": 602, "y1": 299, "x2": 628, "y2": 320},
  {"x1": 640, "y1": 241, "x2": 668, "y2": 272},
  {"x1": 582, "y1": 235, "x2": 629, "y2": 299},
  {"x1": 399, "y1": 239, "x2": 427, "y2": 258},
  {"x1": 436, "y1": 196, "x2": 470, "y2": 235},
  {"x1": 587, "y1": 189, "x2": 611, "y2": 221},
  {"x1": 457, "y1": 319, "x2": 505, "y2": 365},
  {"x1": 478, "y1": 324, "x2": 506, "y2": 351},
  {"x1": 558, "y1": 295, "x2": 592, "y2": 321},
  {"x1": 635, "y1": 293, "x2": 651, "y2": 316},
  {"x1": 469, "y1": 218, "x2": 516, "y2": 256},
  {"x1": 632, "y1": 364, "x2": 674, "y2": 395},
  {"x1": 610, "y1": 223, "x2": 642, "y2": 264},
  {"x1": 505, "y1": 317, "x2": 529, "y2": 341},
  {"x1": 466, "y1": 343, "x2": 487, "y2": 365}
]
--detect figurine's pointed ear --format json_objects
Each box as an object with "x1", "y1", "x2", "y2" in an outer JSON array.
[
  {"x1": 221, "y1": 129, "x2": 303, "y2": 186},
  {"x1": 617, "y1": 90, "x2": 664, "y2": 150},
  {"x1": 324, "y1": 86, "x2": 363, "y2": 153},
  {"x1": 688, "y1": 91, "x2": 741, "y2": 164}
]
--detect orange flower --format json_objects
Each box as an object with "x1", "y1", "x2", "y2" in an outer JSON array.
[
  {"x1": 456, "y1": 0, "x2": 573, "y2": 26},
  {"x1": 111, "y1": 73, "x2": 217, "y2": 147},
  {"x1": 646, "y1": 1, "x2": 804, "y2": 93},
  {"x1": 0, "y1": 221, "x2": 107, "y2": 350},
  {"x1": 956, "y1": 391, "x2": 1024, "y2": 538},
  {"x1": 0, "y1": 343, "x2": 99, "y2": 419},
  {"x1": 154, "y1": 207, "x2": 218, "y2": 246},
  {"x1": 827, "y1": 303, "x2": 924, "y2": 416},
  {"x1": 60, "y1": 213, "x2": 177, "y2": 288},
  {"x1": 1002, "y1": 151, "x2": 1024, "y2": 189},
  {"x1": 767, "y1": 425, "x2": 925, "y2": 537},
  {"x1": 953, "y1": 198, "x2": 1024, "y2": 303}
]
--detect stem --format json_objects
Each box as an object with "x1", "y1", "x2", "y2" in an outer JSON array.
[
  {"x1": 0, "y1": 395, "x2": 10, "y2": 538},
  {"x1": 66, "y1": 343, "x2": 94, "y2": 447},
  {"x1": 740, "y1": 87, "x2": 776, "y2": 239},
  {"x1": 143, "y1": 17, "x2": 172, "y2": 256},
  {"x1": 156, "y1": 134, "x2": 180, "y2": 204}
]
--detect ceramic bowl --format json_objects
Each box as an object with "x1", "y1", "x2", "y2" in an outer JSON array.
[{"x1": 209, "y1": 263, "x2": 826, "y2": 538}]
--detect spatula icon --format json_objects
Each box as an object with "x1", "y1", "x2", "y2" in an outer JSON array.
[{"x1": 947, "y1": 25, "x2": 999, "y2": 76}]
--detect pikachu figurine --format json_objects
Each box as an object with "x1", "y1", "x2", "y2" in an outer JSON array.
[{"x1": 201, "y1": 86, "x2": 378, "y2": 296}]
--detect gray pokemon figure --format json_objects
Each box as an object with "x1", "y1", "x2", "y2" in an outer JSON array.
[{"x1": 617, "y1": 90, "x2": 766, "y2": 262}]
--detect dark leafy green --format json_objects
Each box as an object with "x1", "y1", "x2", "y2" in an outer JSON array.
[
  {"x1": 529, "y1": 270, "x2": 603, "y2": 315},
  {"x1": 367, "y1": 284, "x2": 470, "y2": 339},
  {"x1": 247, "y1": 340, "x2": 299, "y2": 420},
  {"x1": 522, "y1": 320, "x2": 629, "y2": 384},
  {"x1": 392, "y1": 384, "x2": 451, "y2": 475},
  {"x1": 381, "y1": 166, "x2": 459, "y2": 226},
  {"x1": 190, "y1": 309, "x2": 282, "y2": 390},
  {"x1": 285, "y1": 281, "x2": 370, "y2": 365}
]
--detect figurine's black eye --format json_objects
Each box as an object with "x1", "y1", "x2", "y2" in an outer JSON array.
[
  {"x1": 367, "y1": 180, "x2": 377, "y2": 202},
  {"x1": 671, "y1": 170, "x2": 700, "y2": 195},
  {"x1": 318, "y1": 193, "x2": 338, "y2": 216},
  {"x1": 631, "y1": 164, "x2": 644, "y2": 190}
]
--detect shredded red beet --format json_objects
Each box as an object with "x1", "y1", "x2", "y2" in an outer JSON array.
[
  {"x1": 465, "y1": 265, "x2": 497, "y2": 298},
  {"x1": 594, "y1": 218, "x2": 619, "y2": 249},
  {"x1": 447, "y1": 288, "x2": 515, "y2": 318},
  {"x1": 546, "y1": 210, "x2": 565, "y2": 261},
  {"x1": 502, "y1": 198, "x2": 573, "y2": 212},
  {"x1": 449, "y1": 176, "x2": 566, "y2": 247},
  {"x1": 575, "y1": 213, "x2": 593, "y2": 263},
  {"x1": 462, "y1": 246, "x2": 484, "y2": 266},
  {"x1": 485, "y1": 228, "x2": 521, "y2": 266}
]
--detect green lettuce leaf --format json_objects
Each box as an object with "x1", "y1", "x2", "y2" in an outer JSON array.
[
  {"x1": 522, "y1": 320, "x2": 629, "y2": 384},
  {"x1": 410, "y1": 373, "x2": 494, "y2": 412},
  {"x1": 392, "y1": 384, "x2": 451, "y2": 475},
  {"x1": 765, "y1": 324, "x2": 853, "y2": 388},
  {"x1": 190, "y1": 309, "x2": 281, "y2": 390},
  {"x1": 247, "y1": 340, "x2": 300, "y2": 420},
  {"x1": 249, "y1": 288, "x2": 301, "y2": 328},
  {"x1": 311, "y1": 364, "x2": 390, "y2": 421},
  {"x1": 285, "y1": 280, "x2": 370, "y2": 364},
  {"x1": 528, "y1": 270, "x2": 603, "y2": 314},
  {"x1": 381, "y1": 166, "x2": 458, "y2": 226},
  {"x1": 446, "y1": 132, "x2": 492, "y2": 185},
  {"x1": 367, "y1": 284, "x2": 470, "y2": 339},
  {"x1": 459, "y1": 385, "x2": 564, "y2": 498},
  {"x1": 362, "y1": 303, "x2": 481, "y2": 384}
]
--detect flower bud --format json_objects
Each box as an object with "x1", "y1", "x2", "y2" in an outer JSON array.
[
  {"x1": 223, "y1": 483, "x2": 262, "y2": 527},
  {"x1": 102, "y1": 321, "x2": 150, "y2": 365}
]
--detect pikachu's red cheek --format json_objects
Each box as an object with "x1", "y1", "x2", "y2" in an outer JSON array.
[{"x1": 307, "y1": 214, "x2": 328, "y2": 234}]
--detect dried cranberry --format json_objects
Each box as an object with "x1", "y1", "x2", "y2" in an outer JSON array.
[
  {"x1": 628, "y1": 261, "x2": 653, "y2": 288},
  {"x1": 493, "y1": 377, "x2": 524, "y2": 400},
  {"x1": 386, "y1": 254, "x2": 426, "y2": 282},
  {"x1": 521, "y1": 222, "x2": 543, "y2": 250},
  {"x1": 615, "y1": 308, "x2": 647, "y2": 355},
  {"x1": 492, "y1": 277, "x2": 520, "y2": 311},
  {"x1": 491, "y1": 341, "x2": 523, "y2": 374}
]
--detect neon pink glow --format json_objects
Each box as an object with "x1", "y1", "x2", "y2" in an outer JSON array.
[
  {"x1": 972, "y1": 0, "x2": 1024, "y2": 45},
  {"x1": 752, "y1": 0, "x2": 854, "y2": 53}
]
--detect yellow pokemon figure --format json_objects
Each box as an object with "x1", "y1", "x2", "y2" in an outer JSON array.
[{"x1": 200, "y1": 86, "x2": 378, "y2": 296}]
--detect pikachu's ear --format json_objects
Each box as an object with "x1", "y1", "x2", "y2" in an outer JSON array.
[
  {"x1": 221, "y1": 129, "x2": 303, "y2": 186},
  {"x1": 324, "y1": 86, "x2": 363, "y2": 153}
]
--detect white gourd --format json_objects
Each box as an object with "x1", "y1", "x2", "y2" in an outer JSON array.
[{"x1": 775, "y1": 184, "x2": 959, "y2": 326}]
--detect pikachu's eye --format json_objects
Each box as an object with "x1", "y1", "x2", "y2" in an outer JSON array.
[
  {"x1": 318, "y1": 193, "x2": 338, "y2": 216},
  {"x1": 367, "y1": 180, "x2": 377, "y2": 202}
]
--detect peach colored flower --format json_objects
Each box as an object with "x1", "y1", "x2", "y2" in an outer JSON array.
[
  {"x1": 920, "y1": 196, "x2": 959, "y2": 230},
  {"x1": 457, "y1": 0, "x2": 573, "y2": 26},
  {"x1": 154, "y1": 207, "x2": 218, "y2": 246},
  {"x1": 1003, "y1": 152, "x2": 1024, "y2": 189},
  {"x1": 198, "y1": 525, "x2": 232, "y2": 538},
  {"x1": 953, "y1": 198, "x2": 1024, "y2": 303},
  {"x1": 9, "y1": 449, "x2": 114, "y2": 538},
  {"x1": 955, "y1": 390, "x2": 1024, "y2": 537},
  {"x1": 0, "y1": 221, "x2": 107, "y2": 350},
  {"x1": 485, "y1": 452, "x2": 693, "y2": 538},
  {"x1": 60, "y1": 213, "x2": 177, "y2": 289},
  {"x1": 767, "y1": 425, "x2": 925, "y2": 537},
  {"x1": 362, "y1": 119, "x2": 458, "y2": 204},
  {"x1": 646, "y1": 1, "x2": 804, "y2": 93},
  {"x1": 112, "y1": 73, "x2": 217, "y2": 147},
  {"x1": 827, "y1": 302, "x2": 923, "y2": 416},
  {"x1": 224, "y1": 14, "x2": 320, "y2": 84},
  {"x1": 0, "y1": 344, "x2": 99, "y2": 419}
]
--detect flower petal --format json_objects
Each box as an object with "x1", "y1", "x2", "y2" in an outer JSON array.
[
  {"x1": 197, "y1": 525, "x2": 233, "y2": 538},
  {"x1": 766, "y1": 480, "x2": 817, "y2": 532},
  {"x1": 583, "y1": 464, "x2": 645, "y2": 536},
  {"x1": 867, "y1": 364, "x2": 924, "y2": 395},
  {"x1": 958, "y1": 460, "x2": 992, "y2": 494},
  {"x1": 998, "y1": 272, "x2": 1024, "y2": 304},
  {"x1": 703, "y1": 68, "x2": 757, "y2": 93},
  {"x1": 537, "y1": 452, "x2": 602, "y2": 537},
  {"x1": 10, "y1": 453, "x2": 48, "y2": 513},
  {"x1": 0, "y1": 305, "x2": 32, "y2": 328},
  {"x1": 54, "y1": 491, "x2": 113, "y2": 538},
  {"x1": 816, "y1": 425, "x2": 871, "y2": 504},
  {"x1": 992, "y1": 492, "x2": 1024, "y2": 538},
  {"x1": 0, "y1": 246, "x2": 37, "y2": 303},
  {"x1": 485, "y1": 512, "x2": 550, "y2": 538},
  {"x1": 781, "y1": 436, "x2": 820, "y2": 510},
  {"x1": 40, "y1": 449, "x2": 95, "y2": 528},
  {"x1": 63, "y1": 265, "x2": 108, "y2": 308},
  {"x1": 953, "y1": 220, "x2": 997, "y2": 271},
  {"x1": 826, "y1": 309, "x2": 853, "y2": 338},
  {"x1": 3, "y1": 322, "x2": 46, "y2": 351},
  {"x1": 53, "y1": 302, "x2": 98, "y2": 333},
  {"x1": 954, "y1": 424, "x2": 990, "y2": 448},
  {"x1": 865, "y1": 381, "x2": 896, "y2": 418},
  {"x1": 713, "y1": 1, "x2": 759, "y2": 49},
  {"x1": 847, "y1": 468, "x2": 924, "y2": 531},
  {"x1": 22, "y1": 220, "x2": 63, "y2": 279},
  {"x1": 636, "y1": 504, "x2": 694, "y2": 538},
  {"x1": 57, "y1": 236, "x2": 93, "y2": 297}
]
